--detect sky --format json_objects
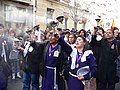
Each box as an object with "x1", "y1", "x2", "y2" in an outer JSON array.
[
  {"x1": 69, "y1": 0, "x2": 120, "y2": 29},
  {"x1": 60, "y1": 0, "x2": 120, "y2": 29}
]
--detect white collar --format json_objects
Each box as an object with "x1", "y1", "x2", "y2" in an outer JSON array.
[{"x1": 70, "y1": 48, "x2": 93, "y2": 70}]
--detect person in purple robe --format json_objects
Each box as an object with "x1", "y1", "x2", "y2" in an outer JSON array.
[
  {"x1": 40, "y1": 30, "x2": 72, "y2": 90},
  {"x1": 68, "y1": 36, "x2": 97, "y2": 90}
]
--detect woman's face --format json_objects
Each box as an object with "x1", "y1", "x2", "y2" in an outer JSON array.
[
  {"x1": 75, "y1": 37, "x2": 86, "y2": 48},
  {"x1": 114, "y1": 29, "x2": 119, "y2": 38},
  {"x1": 79, "y1": 31, "x2": 85, "y2": 36},
  {"x1": 68, "y1": 34, "x2": 75, "y2": 44}
]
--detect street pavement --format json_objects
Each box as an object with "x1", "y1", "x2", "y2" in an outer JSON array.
[
  {"x1": 8, "y1": 78, "x2": 23, "y2": 90},
  {"x1": 7, "y1": 78, "x2": 120, "y2": 90},
  {"x1": 7, "y1": 77, "x2": 42, "y2": 90},
  {"x1": 115, "y1": 82, "x2": 120, "y2": 90}
]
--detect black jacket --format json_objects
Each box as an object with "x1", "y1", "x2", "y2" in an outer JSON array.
[
  {"x1": 95, "y1": 39, "x2": 120, "y2": 84},
  {"x1": 22, "y1": 41, "x2": 43, "y2": 74}
]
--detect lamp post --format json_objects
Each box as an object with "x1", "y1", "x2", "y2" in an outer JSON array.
[
  {"x1": 82, "y1": 17, "x2": 87, "y2": 29},
  {"x1": 64, "y1": 12, "x2": 69, "y2": 29}
]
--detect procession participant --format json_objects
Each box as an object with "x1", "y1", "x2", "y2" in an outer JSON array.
[
  {"x1": 40, "y1": 29, "x2": 72, "y2": 90},
  {"x1": 68, "y1": 36, "x2": 97, "y2": 90}
]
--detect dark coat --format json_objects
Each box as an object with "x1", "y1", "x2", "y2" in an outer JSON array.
[
  {"x1": 97, "y1": 39, "x2": 120, "y2": 84},
  {"x1": 0, "y1": 36, "x2": 13, "y2": 64},
  {"x1": 0, "y1": 56, "x2": 7, "y2": 90},
  {"x1": 90, "y1": 35, "x2": 101, "y2": 65},
  {"x1": 22, "y1": 41, "x2": 43, "y2": 74}
]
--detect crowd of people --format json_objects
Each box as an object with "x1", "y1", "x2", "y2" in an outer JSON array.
[{"x1": 0, "y1": 23, "x2": 120, "y2": 90}]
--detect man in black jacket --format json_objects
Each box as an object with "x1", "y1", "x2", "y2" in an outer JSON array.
[
  {"x1": 19, "y1": 31, "x2": 43, "y2": 90},
  {"x1": 91, "y1": 29, "x2": 120, "y2": 90}
]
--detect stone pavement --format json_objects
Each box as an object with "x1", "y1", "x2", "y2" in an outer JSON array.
[
  {"x1": 7, "y1": 78, "x2": 120, "y2": 90},
  {"x1": 7, "y1": 77, "x2": 42, "y2": 90},
  {"x1": 115, "y1": 82, "x2": 120, "y2": 90},
  {"x1": 8, "y1": 78, "x2": 23, "y2": 90}
]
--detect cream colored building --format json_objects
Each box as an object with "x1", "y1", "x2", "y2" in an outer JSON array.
[
  {"x1": 0, "y1": 0, "x2": 93, "y2": 32},
  {"x1": 0, "y1": 0, "x2": 34, "y2": 34},
  {"x1": 36, "y1": 0, "x2": 84, "y2": 30}
]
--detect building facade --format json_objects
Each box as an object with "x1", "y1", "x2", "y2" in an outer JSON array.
[
  {"x1": 0, "y1": 0, "x2": 93, "y2": 33},
  {"x1": 0, "y1": 0, "x2": 34, "y2": 34},
  {"x1": 36, "y1": 0, "x2": 93, "y2": 31},
  {"x1": 36, "y1": 0, "x2": 81, "y2": 30}
]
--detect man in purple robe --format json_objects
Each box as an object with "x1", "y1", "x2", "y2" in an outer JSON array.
[{"x1": 40, "y1": 30, "x2": 72, "y2": 90}]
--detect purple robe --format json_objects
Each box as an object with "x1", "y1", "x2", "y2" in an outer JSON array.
[
  {"x1": 42, "y1": 45, "x2": 58, "y2": 90},
  {"x1": 68, "y1": 50, "x2": 97, "y2": 90}
]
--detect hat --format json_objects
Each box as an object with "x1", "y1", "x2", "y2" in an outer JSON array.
[
  {"x1": 26, "y1": 29, "x2": 33, "y2": 34},
  {"x1": 26, "y1": 25, "x2": 40, "y2": 34},
  {"x1": 14, "y1": 38, "x2": 20, "y2": 42},
  {"x1": 56, "y1": 16, "x2": 64, "y2": 24},
  {"x1": 57, "y1": 28, "x2": 62, "y2": 31},
  {"x1": 50, "y1": 21, "x2": 58, "y2": 27},
  {"x1": 49, "y1": 30, "x2": 59, "y2": 35}
]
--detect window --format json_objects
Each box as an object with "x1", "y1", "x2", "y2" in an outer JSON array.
[
  {"x1": 4, "y1": 5, "x2": 26, "y2": 23},
  {"x1": 46, "y1": 8, "x2": 54, "y2": 29},
  {"x1": 4, "y1": 5, "x2": 27, "y2": 33},
  {"x1": 47, "y1": 8, "x2": 54, "y2": 19}
]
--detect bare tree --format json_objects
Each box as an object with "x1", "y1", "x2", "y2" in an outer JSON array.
[{"x1": 68, "y1": 0, "x2": 90, "y2": 30}]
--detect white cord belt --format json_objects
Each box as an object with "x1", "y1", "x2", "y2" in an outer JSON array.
[
  {"x1": 69, "y1": 72, "x2": 78, "y2": 78},
  {"x1": 46, "y1": 66, "x2": 58, "y2": 90},
  {"x1": 69, "y1": 72, "x2": 86, "y2": 85}
]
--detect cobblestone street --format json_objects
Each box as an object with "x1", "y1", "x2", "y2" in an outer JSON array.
[
  {"x1": 8, "y1": 77, "x2": 42, "y2": 90},
  {"x1": 8, "y1": 78, "x2": 23, "y2": 90},
  {"x1": 7, "y1": 78, "x2": 120, "y2": 90}
]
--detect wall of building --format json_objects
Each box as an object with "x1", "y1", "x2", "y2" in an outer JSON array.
[
  {"x1": 0, "y1": 0, "x2": 33, "y2": 34},
  {"x1": 36, "y1": 0, "x2": 77, "y2": 30},
  {"x1": 0, "y1": 1, "x2": 5, "y2": 24},
  {"x1": 0, "y1": 0, "x2": 94, "y2": 32}
]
